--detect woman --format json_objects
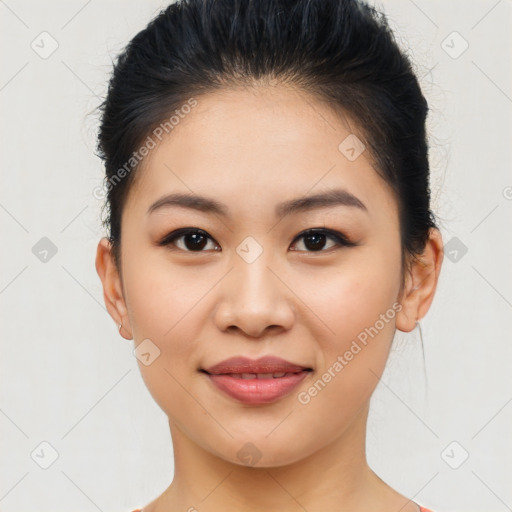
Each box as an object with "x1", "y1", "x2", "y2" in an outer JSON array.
[{"x1": 95, "y1": 0, "x2": 444, "y2": 510}]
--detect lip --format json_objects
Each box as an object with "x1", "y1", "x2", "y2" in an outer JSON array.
[
  {"x1": 202, "y1": 356, "x2": 312, "y2": 375},
  {"x1": 201, "y1": 356, "x2": 313, "y2": 405}
]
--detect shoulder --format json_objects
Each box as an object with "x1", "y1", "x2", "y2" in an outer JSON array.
[
  {"x1": 132, "y1": 507, "x2": 435, "y2": 512},
  {"x1": 132, "y1": 505, "x2": 436, "y2": 512}
]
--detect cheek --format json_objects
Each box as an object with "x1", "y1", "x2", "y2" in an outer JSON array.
[
  {"x1": 121, "y1": 251, "x2": 202, "y2": 392},
  {"x1": 306, "y1": 247, "x2": 401, "y2": 339},
  {"x1": 304, "y1": 244, "x2": 401, "y2": 391},
  {"x1": 122, "y1": 243, "x2": 208, "y2": 340},
  {"x1": 122, "y1": 266, "x2": 202, "y2": 418}
]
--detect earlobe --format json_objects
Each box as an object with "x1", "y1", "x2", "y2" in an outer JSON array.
[
  {"x1": 395, "y1": 228, "x2": 444, "y2": 333},
  {"x1": 95, "y1": 237, "x2": 133, "y2": 339},
  {"x1": 395, "y1": 269, "x2": 418, "y2": 333}
]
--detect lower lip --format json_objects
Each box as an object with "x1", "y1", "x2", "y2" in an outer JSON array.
[{"x1": 204, "y1": 371, "x2": 310, "y2": 405}]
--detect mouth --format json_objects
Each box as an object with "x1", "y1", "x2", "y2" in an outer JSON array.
[
  {"x1": 200, "y1": 369, "x2": 312, "y2": 379},
  {"x1": 199, "y1": 356, "x2": 313, "y2": 404},
  {"x1": 201, "y1": 355, "x2": 313, "y2": 375}
]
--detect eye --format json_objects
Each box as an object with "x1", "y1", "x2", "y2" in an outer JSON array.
[
  {"x1": 157, "y1": 228, "x2": 220, "y2": 252},
  {"x1": 290, "y1": 228, "x2": 356, "y2": 252},
  {"x1": 157, "y1": 228, "x2": 356, "y2": 253}
]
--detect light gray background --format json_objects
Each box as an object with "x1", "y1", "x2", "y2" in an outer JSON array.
[{"x1": 1, "y1": 1, "x2": 511, "y2": 511}]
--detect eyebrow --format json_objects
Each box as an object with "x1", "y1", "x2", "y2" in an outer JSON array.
[{"x1": 146, "y1": 188, "x2": 368, "y2": 218}]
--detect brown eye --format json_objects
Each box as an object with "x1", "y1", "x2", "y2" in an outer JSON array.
[
  {"x1": 158, "y1": 227, "x2": 355, "y2": 253},
  {"x1": 290, "y1": 229, "x2": 356, "y2": 252},
  {"x1": 158, "y1": 228, "x2": 219, "y2": 252}
]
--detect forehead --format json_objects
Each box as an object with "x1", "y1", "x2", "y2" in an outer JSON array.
[{"x1": 124, "y1": 84, "x2": 399, "y2": 223}]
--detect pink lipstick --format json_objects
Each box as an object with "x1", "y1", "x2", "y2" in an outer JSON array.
[{"x1": 201, "y1": 356, "x2": 312, "y2": 405}]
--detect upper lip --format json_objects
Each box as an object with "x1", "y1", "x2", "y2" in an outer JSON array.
[{"x1": 202, "y1": 356, "x2": 313, "y2": 375}]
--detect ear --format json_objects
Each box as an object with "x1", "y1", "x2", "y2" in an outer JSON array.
[
  {"x1": 396, "y1": 228, "x2": 444, "y2": 332},
  {"x1": 95, "y1": 237, "x2": 133, "y2": 339}
]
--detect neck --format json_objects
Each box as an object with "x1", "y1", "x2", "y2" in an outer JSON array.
[{"x1": 154, "y1": 402, "x2": 396, "y2": 511}]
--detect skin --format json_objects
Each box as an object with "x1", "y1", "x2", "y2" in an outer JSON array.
[{"x1": 96, "y1": 84, "x2": 443, "y2": 512}]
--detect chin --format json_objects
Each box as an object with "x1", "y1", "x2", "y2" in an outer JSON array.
[{"x1": 210, "y1": 436, "x2": 316, "y2": 469}]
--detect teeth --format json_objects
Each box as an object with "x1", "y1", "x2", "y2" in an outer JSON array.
[{"x1": 227, "y1": 372, "x2": 296, "y2": 379}]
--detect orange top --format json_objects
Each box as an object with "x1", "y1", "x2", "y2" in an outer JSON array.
[{"x1": 132, "y1": 505, "x2": 434, "y2": 512}]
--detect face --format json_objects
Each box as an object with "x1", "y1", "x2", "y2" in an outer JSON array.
[{"x1": 98, "y1": 85, "x2": 421, "y2": 467}]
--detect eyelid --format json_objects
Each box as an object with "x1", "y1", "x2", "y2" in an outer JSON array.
[
  {"x1": 157, "y1": 227, "x2": 357, "y2": 252},
  {"x1": 291, "y1": 228, "x2": 357, "y2": 248},
  {"x1": 157, "y1": 227, "x2": 220, "y2": 250}
]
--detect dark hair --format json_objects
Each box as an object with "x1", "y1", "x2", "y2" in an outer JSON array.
[{"x1": 96, "y1": 0, "x2": 438, "y2": 291}]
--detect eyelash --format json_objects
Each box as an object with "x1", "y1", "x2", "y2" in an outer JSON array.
[{"x1": 157, "y1": 227, "x2": 357, "y2": 253}]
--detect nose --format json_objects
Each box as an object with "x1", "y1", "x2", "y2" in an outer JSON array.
[{"x1": 213, "y1": 254, "x2": 295, "y2": 338}]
